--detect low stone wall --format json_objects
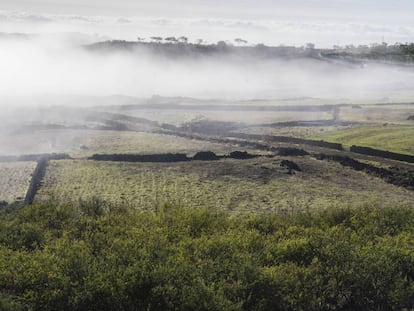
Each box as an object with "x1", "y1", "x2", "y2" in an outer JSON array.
[
  {"x1": 276, "y1": 147, "x2": 310, "y2": 156},
  {"x1": 317, "y1": 154, "x2": 414, "y2": 190},
  {"x1": 89, "y1": 151, "x2": 262, "y2": 162},
  {"x1": 24, "y1": 158, "x2": 49, "y2": 204},
  {"x1": 227, "y1": 151, "x2": 258, "y2": 159},
  {"x1": 350, "y1": 145, "x2": 414, "y2": 163},
  {"x1": 193, "y1": 151, "x2": 221, "y2": 161},
  {"x1": 229, "y1": 133, "x2": 343, "y2": 150},
  {"x1": 89, "y1": 153, "x2": 190, "y2": 162}
]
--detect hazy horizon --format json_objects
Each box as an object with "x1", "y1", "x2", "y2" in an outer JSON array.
[
  {"x1": 2, "y1": 0, "x2": 414, "y2": 47},
  {"x1": 1, "y1": 1, "x2": 414, "y2": 103}
]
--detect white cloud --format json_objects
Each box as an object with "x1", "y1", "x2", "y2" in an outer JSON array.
[{"x1": 1, "y1": 10, "x2": 414, "y2": 47}]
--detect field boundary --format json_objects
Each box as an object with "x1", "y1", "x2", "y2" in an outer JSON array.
[
  {"x1": 24, "y1": 158, "x2": 49, "y2": 204},
  {"x1": 316, "y1": 153, "x2": 414, "y2": 190},
  {"x1": 88, "y1": 151, "x2": 262, "y2": 162},
  {"x1": 0, "y1": 153, "x2": 70, "y2": 163},
  {"x1": 350, "y1": 145, "x2": 414, "y2": 163}
]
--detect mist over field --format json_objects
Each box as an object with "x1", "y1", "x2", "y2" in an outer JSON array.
[{"x1": 1, "y1": 34, "x2": 414, "y2": 105}]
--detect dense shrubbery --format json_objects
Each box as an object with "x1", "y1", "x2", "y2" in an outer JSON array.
[{"x1": 1, "y1": 202, "x2": 414, "y2": 310}]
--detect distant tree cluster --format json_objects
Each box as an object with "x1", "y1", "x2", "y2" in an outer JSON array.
[
  {"x1": 323, "y1": 42, "x2": 414, "y2": 62},
  {"x1": 146, "y1": 36, "x2": 189, "y2": 44},
  {"x1": 136, "y1": 36, "x2": 249, "y2": 47},
  {"x1": 90, "y1": 37, "x2": 414, "y2": 63},
  {"x1": 136, "y1": 35, "x2": 414, "y2": 59}
]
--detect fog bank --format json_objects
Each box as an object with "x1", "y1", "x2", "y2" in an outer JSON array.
[{"x1": 1, "y1": 36, "x2": 414, "y2": 105}]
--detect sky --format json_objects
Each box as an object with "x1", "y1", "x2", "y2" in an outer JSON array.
[{"x1": 1, "y1": 0, "x2": 414, "y2": 47}]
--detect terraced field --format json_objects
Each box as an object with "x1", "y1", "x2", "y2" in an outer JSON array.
[
  {"x1": 35, "y1": 158, "x2": 413, "y2": 213},
  {"x1": 0, "y1": 161, "x2": 36, "y2": 203}
]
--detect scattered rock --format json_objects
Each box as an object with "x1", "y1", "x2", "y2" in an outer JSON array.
[{"x1": 280, "y1": 160, "x2": 302, "y2": 174}]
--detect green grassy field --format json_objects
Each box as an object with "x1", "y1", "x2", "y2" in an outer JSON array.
[
  {"x1": 315, "y1": 125, "x2": 414, "y2": 155},
  {"x1": 35, "y1": 158, "x2": 413, "y2": 212},
  {"x1": 0, "y1": 161, "x2": 36, "y2": 203}
]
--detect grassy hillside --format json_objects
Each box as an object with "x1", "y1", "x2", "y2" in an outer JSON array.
[{"x1": 1, "y1": 202, "x2": 414, "y2": 310}]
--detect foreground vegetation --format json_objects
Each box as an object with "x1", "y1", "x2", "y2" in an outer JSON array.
[{"x1": 1, "y1": 201, "x2": 414, "y2": 310}]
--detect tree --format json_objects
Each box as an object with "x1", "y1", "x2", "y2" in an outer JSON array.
[
  {"x1": 234, "y1": 38, "x2": 248, "y2": 45},
  {"x1": 306, "y1": 42, "x2": 315, "y2": 50},
  {"x1": 178, "y1": 36, "x2": 188, "y2": 44},
  {"x1": 150, "y1": 36, "x2": 163, "y2": 43},
  {"x1": 217, "y1": 41, "x2": 227, "y2": 48},
  {"x1": 165, "y1": 36, "x2": 178, "y2": 43}
]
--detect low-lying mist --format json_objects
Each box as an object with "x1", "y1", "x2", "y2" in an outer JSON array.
[
  {"x1": 1, "y1": 35, "x2": 414, "y2": 103},
  {"x1": 1, "y1": 34, "x2": 414, "y2": 156}
]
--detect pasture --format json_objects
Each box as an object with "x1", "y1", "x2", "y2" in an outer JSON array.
[{"x1": 35, "y1": 157, "x2": 413, "y2": 212}]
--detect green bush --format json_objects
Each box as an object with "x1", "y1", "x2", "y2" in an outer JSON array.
[{"x1": 0, "y1": 202, "x2": 414, "y2": 310}]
